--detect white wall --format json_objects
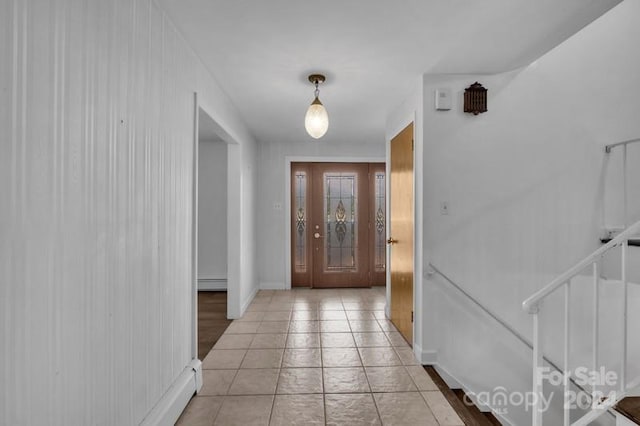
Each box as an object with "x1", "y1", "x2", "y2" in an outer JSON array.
[
  {"x1": 256, "y1": 140, "x2": 385, "y2": 289},
  {"x1": 385, "y1": 0, "x2": 640, "y2": 424},
  {"x1": 604, "y1": 143, "x2": 640, "y2": 229},
  {"x1": 198, "y1": 139, "x2": 228, "y2": 288},
  {"x1": 421, "y1": 0, "x2": 640, "y2": 341},
  {"x1": 0, "y1": 0, "x2": 257, "y2": 424}
]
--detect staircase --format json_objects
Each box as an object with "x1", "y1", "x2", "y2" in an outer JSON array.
[
  {"x1": 522, "y1": 219, "x2": 640, "y2": 425},
  {"x1": 522, "y1": 139, "x2": 640, "y2": 425},
  {"x1": 616, "y1": 398, "x2": 640, "y2": 425},
  {"x1": 609, "y1": 138, "x2": 640, "y2": 426}
]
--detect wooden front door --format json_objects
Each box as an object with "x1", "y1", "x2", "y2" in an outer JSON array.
[
  {"x1": 389, "y1": 123, "x2": 414, "y2": 343},
  {"x1": 291, "y1": 162, "x2": 386, "y2": 288}
]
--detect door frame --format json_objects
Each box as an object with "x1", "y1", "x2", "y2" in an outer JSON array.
[
  {"x1": 284, "y1": 156, "x2": 385, "y2": 290},
  {"x1": 192, "y1": 93, "x2": 244, "y2": 362}
]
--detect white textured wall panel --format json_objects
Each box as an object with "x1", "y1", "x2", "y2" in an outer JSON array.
[{"x1": 0, "y1": 0, "x2": 259, "y2": 424}]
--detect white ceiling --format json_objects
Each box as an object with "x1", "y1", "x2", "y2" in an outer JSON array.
[
  {"x1": 159, "y1": 0, "x2": 621, "y2": 145},
  {"x1": 198, "y1": 108, "x2": 224, "y2": 142}
]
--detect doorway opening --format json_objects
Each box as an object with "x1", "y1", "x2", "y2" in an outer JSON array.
[
  {"x1": 290, "y1": 162, "x2": 386, "y2": 288},
  {"x1": 196, "y1": 111, "x2": 231, "y2": 358},
  {"x1": 192, "y1": 96, "x2": 242, "y2": 361},
  {"x1": 197, "y1": 128, "x2": 227, "y2": 291}
]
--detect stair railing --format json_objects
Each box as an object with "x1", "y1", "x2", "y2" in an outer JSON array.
[
  {"x1": 427, "y1": 263, "x2": 594, "y2": 402},
  {"x1": 523, "y1": 219, "x2": 640, "y2": 426},
  {"x1": 605, "y1": 138, "x2": 640, "y2": 229}
]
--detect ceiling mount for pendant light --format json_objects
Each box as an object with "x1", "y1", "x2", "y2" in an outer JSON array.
[{"x1": 304, "y1": 74, "x2": 329, "y2": 139}]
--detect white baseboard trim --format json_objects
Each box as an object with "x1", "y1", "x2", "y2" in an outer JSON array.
[
  {"x1": 418, "y1": 346, "x2": 438, "y2": 365},
  {"x1": 237, "y1": 285, "x2": 259, "y2": 318},
  {"x1": 259, "y1": 282, "x2": 286, "y2": 290},
  {"x1": 140, "y1": 359, "x2": 202, "y2": 426},
  {"x1": 198, "y1": 278, "x2": 227, "y2": 291},
  {"x1": 432, "y1": 363, "x2": 463, "y2": 390}
]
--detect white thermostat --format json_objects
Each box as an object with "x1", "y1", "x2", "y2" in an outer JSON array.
[{"x1": 435, "y1": 88, "x2": 452, "y2": 111}]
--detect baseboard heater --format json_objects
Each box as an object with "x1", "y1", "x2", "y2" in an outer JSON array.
[{"x1": 198, "y1": 277, "x2": 227, "y2": 291}]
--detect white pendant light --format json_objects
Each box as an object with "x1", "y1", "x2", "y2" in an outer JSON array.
[{"x1": 304, "y1": 74, "x2": 328, "y2": 139}]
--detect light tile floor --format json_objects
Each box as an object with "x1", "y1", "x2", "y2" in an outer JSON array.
[{"x1": 177, "y1": 288, "x2": 464, "y2": 426}]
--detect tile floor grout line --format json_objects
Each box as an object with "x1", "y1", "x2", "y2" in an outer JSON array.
[
  {"x1": 320, "y1": 327, "x2": 328, "y2": 426},
  {"x1": 354, "y1": 326, "x2": 384, "y2": 425},
  {"x1": 184, "y1": 288, "x2": 455, "y2": 425}
]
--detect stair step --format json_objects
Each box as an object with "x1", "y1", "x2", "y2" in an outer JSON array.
[
  {"x1": 451, "y1": 389, "x2": 502, "y2": 425},
  {"x1": 616, "y1": 397, "x2": 640, "y2": 424},
  {"x1": 600, "y1": 238, "x2": 640, "y2": 246},
  {"x1": 424, "y1": 366, "x2": 502, "y2": 425}
]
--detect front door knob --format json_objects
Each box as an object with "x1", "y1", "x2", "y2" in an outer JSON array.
[{"x1": 387, "y1": 238, "x2": 398, "y2": 245}]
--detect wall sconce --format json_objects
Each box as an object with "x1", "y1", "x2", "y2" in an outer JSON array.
[{"x1": 464, "y1": 82, "x2": 487, "y2": 115}]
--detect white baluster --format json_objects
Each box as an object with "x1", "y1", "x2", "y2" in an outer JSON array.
[
  {"x1": 533, "y1": 310, "x2": 543, "y2": 426},
  {"x1": 564, "y1": 281, "x2": 571, "y2": 426},
  {"x1": 621, "y1": 241, "x2": 628, "y2": 393},
  {"x1": 592, "y1": 262, "x2": 599, "y2": 404},
  {"x1": 623, "y1": 144, "x2": 628, "y2": 228}
]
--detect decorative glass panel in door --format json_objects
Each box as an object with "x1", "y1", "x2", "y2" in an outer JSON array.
[
  {"x1": 369, "y1": 163, "x2": 386, "y2": 285},
  {"x1": 294, "y1": 171, "x2": 308, "y2": 271},
  {"x1": 324, "y1": 172, "x2": 357, "y2": 271},
  {"x1": 291, "y1": 163, "x2": 312, "y2": 286}
]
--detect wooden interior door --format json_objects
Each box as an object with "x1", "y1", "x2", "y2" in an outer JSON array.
[{"x1": 389, "y1": 123, "x2": 414, "y2": 343}]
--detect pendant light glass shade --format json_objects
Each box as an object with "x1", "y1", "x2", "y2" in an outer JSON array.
[
  {"x1": 305, "y1": 96, "x2": 329, "y2": 139},
  {"x1": 304, "y1": 74, "x2": 329, "y2": 139}
]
